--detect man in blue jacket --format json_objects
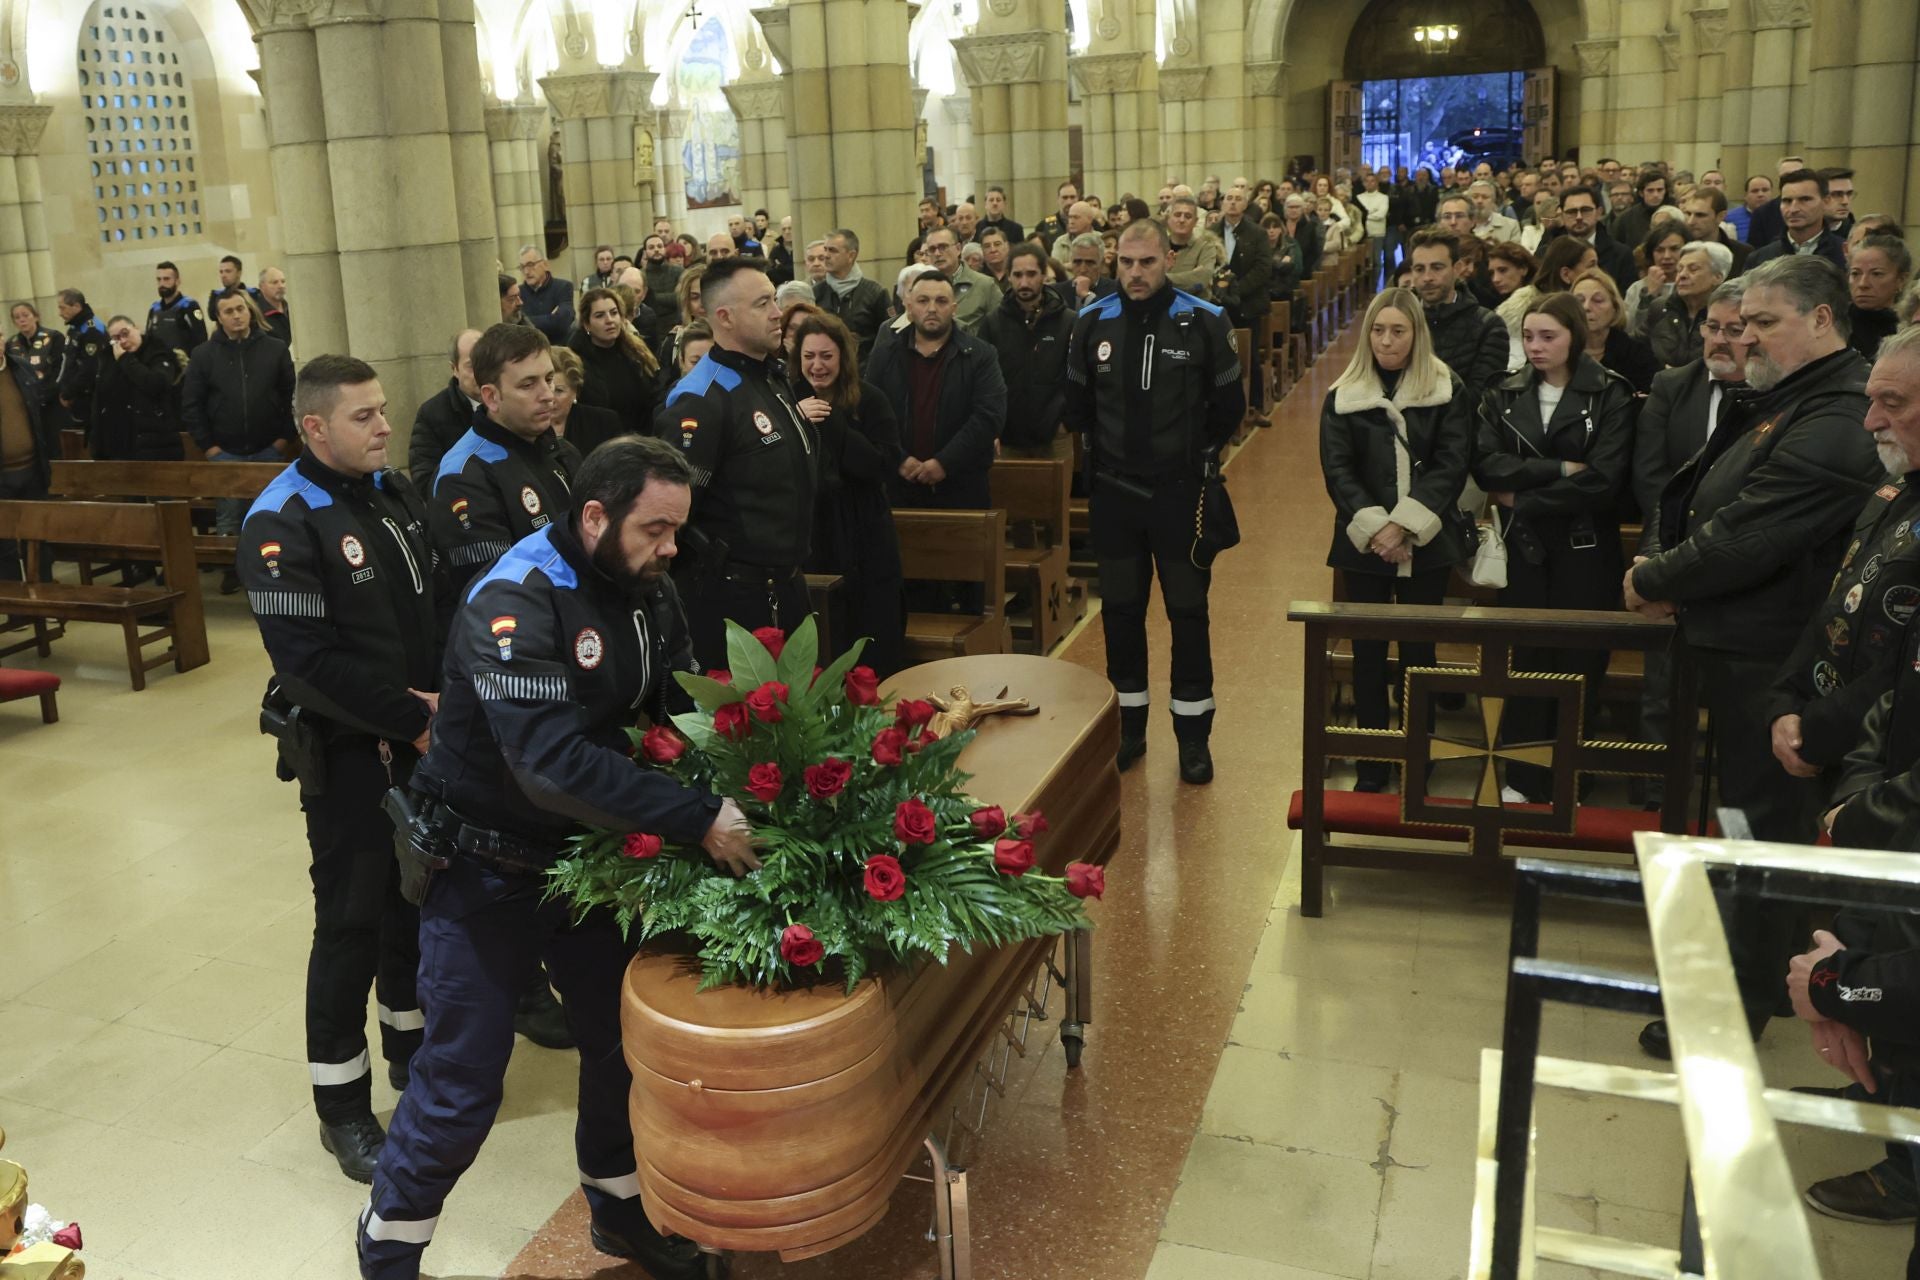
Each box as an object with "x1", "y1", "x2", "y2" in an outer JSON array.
[{"x1": 515, "y1": 244, "x2": 574, "y2": 342}]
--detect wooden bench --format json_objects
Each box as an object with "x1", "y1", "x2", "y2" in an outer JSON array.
[
  {"x1": 1266, "y1": 299, "x2": 1294, "y2": 400},
  {"x1": 990, "y1": 455, "x2": 1083, "y2": 655},
  {"x1": 59, "y1": 429, "x2": 198, "y2": 461},
  {"x1": 48, "y1": 457, "x2": 285, "y2": 573},
  {"x1": 0, "y1": 666, "x2": 59, "y2": 723},
  {"x1": 893, "y1": 508, "x2": 1009, "y2": 662},
  {"x1": 803, "y1": 573, "x2": 846, "y2": 658},
  {"x1": 0, "y1": 499, "x2": 209, "y2": 690}
]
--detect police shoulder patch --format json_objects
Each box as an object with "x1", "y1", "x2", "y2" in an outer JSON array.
[{"x1": 574, "y1": 627, "x2": 605, "y2": 670}]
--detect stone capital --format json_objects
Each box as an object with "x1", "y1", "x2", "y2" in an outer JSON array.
[
  {"x1": 1068, "y1": 50, "x2": 1145, "y2": 96},
  {"x1": 1573, "y1": 36, "x2": 1618, "y2": 77},
  {"x1": 1245, "y1": 59, "x2": 1288, "y2": 98},
  {"x1": 1655, "y1": 29, "x2": 1680, "y2": 70},
  {"x1": 0, "y1": 103, "x2": 52, "y2": 156},
  {"x1": 941, "y1": 94, "x2": 971, "y2": 125},
  {"x1": 1751, "y1": 0, "x2": 1809, "y2": 28},
  {"x1": 953, "y1": 30, "x2": 1058, "y2": 88},
  {"x1": 722, "y1": 79, "x2": 786, "y2": 122},
  {"x1": 484, "y1": 101, "x2": 548, "y2": 143},
  {"x1": 539, "y1": 69, "x2": 656, "y2": 122},
  {"x1": 656, "y1": 108, "x2": 690, "y2": 139},
  {"x1": 751, "y1": 6, "x2": 793, "y2": 71},
  {"x1": 1687, "y1": 7, "x2": 1728, "y2": 52},
  {"x1": 1156, "y1": 65, "x2": 1209, "y2": 102},
  {"x1": 914, "y1": 87, "x2": 930, "y2": 119}
]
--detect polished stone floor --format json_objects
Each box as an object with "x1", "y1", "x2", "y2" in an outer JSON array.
[{"x1": 0, "y1": 322, "x2": 1909, "y2": 1279}]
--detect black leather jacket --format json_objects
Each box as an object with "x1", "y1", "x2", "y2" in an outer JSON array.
[
  {"x1": 1473, "y1": 356, "x2": 1637, "y2": 549},
  {"x1": 975, "y1": 287, "x2": 1074, "y2": 450}
]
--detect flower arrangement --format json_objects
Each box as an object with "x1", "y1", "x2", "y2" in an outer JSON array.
[{"x1": 547, "y1": 618, "x2": 1106, "y2": 992}]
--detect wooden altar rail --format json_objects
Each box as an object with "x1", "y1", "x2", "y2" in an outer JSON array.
[{"x1": 1287, "y1": 601, "x2": 1697, "y2": 917}]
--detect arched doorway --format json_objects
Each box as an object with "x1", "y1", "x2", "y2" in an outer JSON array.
[{"x1": 1331, "y1": 0, "x2": 1553, "y2": 173}]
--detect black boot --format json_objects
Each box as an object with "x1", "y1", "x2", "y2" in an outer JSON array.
[
  {"x1": 387, "y1": 1057, "x2": 410, "y2": 1091},
  {"x1": 1116, "y1": 705, "x2": 1147, "y2": 773},
  {"x1": 320, "y1": 1114, "x2": 386, "y2": 1183},
  {"x1": 1177, "y1": 739, "x2": 1214, "y2": 785},
  {"x1": 589, "y1": 1200, "x2": 706, "y2": 1279},
  {"x1": 516, "y1": 968, "x2": 575, "y2": 1049}
]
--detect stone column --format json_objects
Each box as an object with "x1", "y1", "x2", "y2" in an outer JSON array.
[
  {"x1": 1688, "y1": 8, "x2": 1729, "y2": 174},
  {"x1": 1574, "y1": 36, "x2": 1619, "y2": 157},
  {"x1": 540, "y1": 70, "x2": 658, "y2": 281},
  {"x1": 1659, "y1": 28, "x2": 1688, "y2": 167},
  {"x1": 0, "y1": 104, "x2": 55, "y2": 312},
  {"x1": 722, "y1": 77, "x2": 790, "y2": 221},
  {"x1": 1745, "y1": 0, "x2": 1807, "y2": 167},
  {"x1": 1247, "y1": 61, "x2": 1288, "y2": 181},
  {"x1": 653, "y1": 107, "x2": 689, "y2": 226},
  {"x1": 754, "y1": 0, "x2": 919, "y2": 270},
  {"x1": 1190, "y1": 3, "x2": 1249, "y2": 181},
  {"x1": 939, "y1": 95, "x2": 975, "y2": 204},
  {"x1": 484, "y1": 100, "x2": 548, "y2": 269},
  {"x1": 1719, "y1": 0, "x2": 1757, "y2": 181},
  {"x1": 1807, "y1": 0, "x2": 1917, "y2": 223},
  {"x1": 255, "y1": 0, "x2": 494, "y2": 432},
  {"x1": 954, "y1": 5, "x2": 1069, "y2": 223},
  {"x1": 1157, "y1": 67, "x2": 1209, "y2": 187},
  {"x1": 1068, "y1": 51, "x2": 1155, "y2": 206}
]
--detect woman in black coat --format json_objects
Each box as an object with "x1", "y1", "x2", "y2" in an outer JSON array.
[
  {"x1": 570, "y1": 287, "x2": 662, "y2": 433},
  {"x1": 1321, "y1": 286, "x2": 1474, "y2": 791},
  {"x1": 1474, "y1": 291, "x2": 1638, "y2": 802},
  {"x1": 91, "y1": 316, "x2": 182, "y2": 460},
  {"x1": 787, "y1": 310, "x2": 907, "y2": 677}
]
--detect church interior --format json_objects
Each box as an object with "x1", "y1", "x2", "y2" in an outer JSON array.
[{"x1": 3, "y1": 0, "x2": 1920, "y2": 1278}]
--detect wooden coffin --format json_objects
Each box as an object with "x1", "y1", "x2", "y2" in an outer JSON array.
[{"x1": 621, "y1": 653, "x2": 1120, "y2": 1260}]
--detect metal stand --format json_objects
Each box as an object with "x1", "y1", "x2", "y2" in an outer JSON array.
[
  {"x1": 697, "y1": 1242, "x2": 730, "y2": 1279},
  {"x1": 917, "y1": 1133, "x2": 972, "y2": 1280},
  {"x1": 1048, "y1": 928, "x2": 1092, "y2": 1068}
]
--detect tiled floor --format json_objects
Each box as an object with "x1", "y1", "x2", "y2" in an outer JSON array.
[{"x1": 1, "y1": 322, "x2": 1910, "y2": 1280}]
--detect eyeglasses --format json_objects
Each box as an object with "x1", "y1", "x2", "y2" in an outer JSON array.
[{"x1": 1699, "y1": 321, "x2": 1747, "y2": 339}]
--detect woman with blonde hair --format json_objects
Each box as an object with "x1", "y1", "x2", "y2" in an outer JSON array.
[
  {"x1": 1569, "y1": 267, "x2": 1658, "y2": 393},
  {"x1": 545, "y1": 345, "x2": 624, "y2": 458},
  {"x1": 1320, "y1": 287, "x2": 1474, "y2": 790}
]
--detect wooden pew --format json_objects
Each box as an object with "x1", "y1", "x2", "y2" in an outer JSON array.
[
  {"x1": 48, "y1": 457, "x2": 284, "y2": 573},
  {"x1": 0, "y1": 499, "x2": 209, "y2": 690},
  {"x1": 990, "y1": 455, "x2": 1083, "y2": 655},
  {"x1": 803, "y1": 573, "x2": 845, "y2": 658},
  {"x1": 1266, "y1": 299, "x2": 1293, "y2": 399},
  {"x1": 893, "y1": 508, "x2": 1009, "y2": 662}
]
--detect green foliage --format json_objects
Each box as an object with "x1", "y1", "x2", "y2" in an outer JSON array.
[{"x1": 548, "y1": 617, "x2": 1093, "y2": 992}]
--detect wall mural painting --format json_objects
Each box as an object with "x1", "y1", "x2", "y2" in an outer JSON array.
[{"x1": 680, "y1": 21, "x2": 741, "y2": 210}]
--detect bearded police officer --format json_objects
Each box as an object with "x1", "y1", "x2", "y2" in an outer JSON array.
[
  {"x1": 358, "y1": 437, "x2": 758, "y2": 1280},
  {"x1": 431, "y1": 323, "x2": 577, "y2": 596},
  {"x1": 652, "y1": 256, "x2": 817, "y2": 670},
  {"x1": 238, "y1": 354, "x2": 450, "y2": 1183},
  {"x1": 1064, "y1": 217, "x2": 1245, "y2": 784}
]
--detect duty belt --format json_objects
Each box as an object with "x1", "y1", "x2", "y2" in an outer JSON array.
[{"x1": 442, "y1": 806, "x2": 562, "y2": 876}]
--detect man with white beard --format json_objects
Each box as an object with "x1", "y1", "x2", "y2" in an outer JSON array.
[{"x1": 1623, "y1": 255, "x2": 1883, "y2": 1062}]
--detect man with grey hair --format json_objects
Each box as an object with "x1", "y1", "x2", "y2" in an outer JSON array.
[
  {"x1": 1647, "y1": 240, "x2": 1734, "y2": 367},
  {"x1": 1050, "y1": 201, "x2": 1098, "y2": 267},
  {"x1": 1626, "y1": 254, "x2": 1884, "y2": 1061},
  {"x1": 1468, "y1": 179, "x2": 1521, "y2": 244},
  {"x1": 1165, "y1": 195, "x2": 1224, "y2": 298},
  {"x1": 812, "y1": 227, "x2": 892, "y2": 360},
  {"x1": 922, "y1": 226, "x2": 998, "y2": 332},
  {"x1": 515, "y1": 244, "x2": 573, "y2": 341},
  {"x1": 802, "y1": 238, "x2": 829, "y2": 285}
]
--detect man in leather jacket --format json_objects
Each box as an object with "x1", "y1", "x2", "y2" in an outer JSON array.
[
  {"x1": 977, "y1": 243, "x2": 1074, "y2": 455},
  {"x1": 1406, "y1": 229, "x2": 1509, "y2": 396},
  {"x1": 407, "y1": 329, "x2": 482, "y2": 486},
  {"x1": 1626, "y1": 256, "x2": 1883, "y2": 1057}
]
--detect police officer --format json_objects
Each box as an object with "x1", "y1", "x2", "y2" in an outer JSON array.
[
  {"x1": 358, "y1": 437, "x2": 758, "y2": 1280},
  {"x1": 145, "y1": 259, "x2": 207, "y2": 359},
  {"x1": 54, "y1": 288, "x2": 108, "y2": 430},
  {"x1": 237, "y1": 354, "x2": 449, "y2": 1183},
  {"x1": 652, "y1": 256, "x2": 817, "y2": 670},
  {"x1": 1064, "y1": 218, "x2": 1245, "y2": 784},
  {"x1": 5, "y1": 302, "x2": 65, "y2": 413},
  {"x1": 430, "y1": 323, "x2": 578, "y2": 596}
]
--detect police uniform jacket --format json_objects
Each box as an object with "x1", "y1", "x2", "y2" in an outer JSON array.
[
  {"x1": 430, "y1": 413, "x2": 577, "y2": 593},
  {"x1": 408, "y1": 378, "x2": 478, "y2": 487},
  {"x1": 1473, "y1": 358, "x2": 1637, "y2": 562},
  {"x1": 90, "y1": 340, "x2": 181, "y2": 461},
  {"x1": 654, "y1": 346, "x2": 817, "y2": 572},
  {"x1": 1633, "y1": 347, "x2": 1882, "y2": 658},
  {"x1": 145, "y1": 293, "x2": 206, "y2": 357},
  {"x1": 57, "y1": 309, "x2": 108, "y2": 421},
  {"x1": 1063, "y1": 283, "x2": 1245, "y2": 480},
  {"x1": 239, "y1": 452, "x2": 449, "y2": 744},
  {"x1": 1321, "y1": 367, "x2": 1474, "y2": 577},
  {"x1": 415, "y1": 520, "x2": 722, "y2": 849},
  {"x1": 1765, "y1": 477, "x2": 1920, "y2": 768},
  {"x1": 5, "y1": 327, "x2": 63, "y2": 408},
  {"x1": 181, "y1": 328, "x2": 296, "y2": 454},
  {"x1": 975, "y1": 287, "x2": 1073, "y2": 451}
]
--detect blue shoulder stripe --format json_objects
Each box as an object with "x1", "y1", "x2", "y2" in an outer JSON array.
[
  {"x1": 244, "y1": 462, "x2": 326, "y2": 521},
  {"x1": 1084, "y1": 292, "x2": 1123, "y2": 319},
  {"x1": 1169, "y1": 288, "x2": 1224, "y2": 318},
  {"x1": 464, "y1": 525, "x2": 578, "y2": 603},
  {"x1": 433, "y1": 427, "x2": 509, "y2": 493},
  {"x1": 665, "y1": 354, "x2": 743, "y2": 407}
]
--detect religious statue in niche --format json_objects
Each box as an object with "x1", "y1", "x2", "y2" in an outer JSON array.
[
  {"x1": 546, "y1": 129, "x2": 566, "y2": 226},
  {"x1": 633, "y1": 126, "x2": 655, "y2": 189},
  {"x1": 678, "y1": 19, "x2": 741, "y2": 210}
]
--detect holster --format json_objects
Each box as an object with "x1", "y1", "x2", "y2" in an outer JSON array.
[
  {"x1": 381, "y1": 788, "x2": 454, "y2": 907},
  {"x1": 260, "y1": 682, "x2": 327, "y2": 797}
]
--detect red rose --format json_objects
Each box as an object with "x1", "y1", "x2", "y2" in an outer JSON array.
[
  {"x1": 804, "y1": 757, "x2": 853, "y2": 799},
  {"x1": 969, "y1": 805, "x2": 1007, "y2": 838},
  {"x1": 745, "y1": 680, "x2": 789, "y2": 723},
  {"x1": 844, "y1": 666, "x2": 881, "y2": 706},
  {"x1": 1065, "y1": 862, "x2": 1105, "y2": 899},
  {"x1": 746, "y1": 762, "x2": 784, "y2": 803},
  {"x1": 640, "y1": 725, "x2": 685, "y2": 764},
  {"x1": 780, "y1": 923, "x2": 824, "y2": 967},
  {"x1": 622, "y1": 832, "x2": 663, "y2": 859},
  {"x1": 894, "y1": 797, "x2": 937, "y2": 845},
  {"x1": 863, "y1": 854, "x2": 907, "y2": 902},
  {"x1": 993, "y1": 837, "x2": 1035, "y2": 876},
  {"x1": 871, "y1": 726, "x2": 909, "y2": 766},
  {"x1": 895, "y1": 698, "x2": 936, "y2": 729},
  {"x1": 713, "y1": 701, "x2": 752, "y2": 740},
  {"x1": 707, "y1": 669, "x2": 732, "y2": 685},
  {"x1": 1014, "y1": 809, "x2": 1050, "y2": 838},
  {"x1": 753, "y1": 626, "x2": 786, "y2": 659},
  {"x1": 907, "y1": 730, "x2": 927, "y2": 754}
]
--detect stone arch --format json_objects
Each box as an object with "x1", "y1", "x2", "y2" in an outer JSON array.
[{"x1": 1342, "y1": 0, "x2": 1546, "y2": 79}]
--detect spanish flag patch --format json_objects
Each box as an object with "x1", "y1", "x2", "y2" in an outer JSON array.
[{"x1": 491, "y1": 615, "x2": 517, "y2": 661}]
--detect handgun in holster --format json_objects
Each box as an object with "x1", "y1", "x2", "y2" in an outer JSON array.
[
  {"x1": 381, "y1": 787, "x2": 453, "y2": 907},
  {"x1": 260, "y1": 681, "x2": 327, "y2": 797}
]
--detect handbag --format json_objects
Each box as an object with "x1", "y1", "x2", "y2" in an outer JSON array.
[
  {"x1": 1190, "y1": 458, "x2": 1240, "y2": 569},
  {"x1": 1469, "y1": 505, "x2": 1508, "y2": 589}
]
